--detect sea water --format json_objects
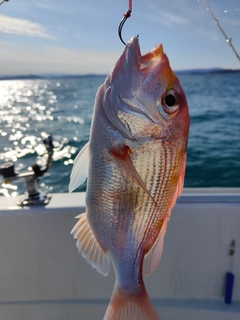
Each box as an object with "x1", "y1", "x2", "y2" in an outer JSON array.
[{"x1": 0, "y1": 72, "x2": 239, "y2": 197}]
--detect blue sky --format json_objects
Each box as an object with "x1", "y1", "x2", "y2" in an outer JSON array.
[{"x1": 0, "y1": 0, "x2": 240, "y2": 75}]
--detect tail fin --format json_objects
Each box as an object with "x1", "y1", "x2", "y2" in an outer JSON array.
[{"x1": 103, "y1": 284, "x2": 160, "y2": 320}]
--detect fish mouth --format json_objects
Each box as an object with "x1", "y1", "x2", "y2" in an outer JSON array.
[
  {"x1": 140, "y1": 44, "x2": 164, "y2": 67},
  {"x1": 126, "y1": 36, "x2": 165, "y2": 71},
  {"x1": 127, "y1": 36, "x2": 176, "y2": 83},
  {"x1": 105, "y1": 37, "x2": 179, "y2": 137},
  {"x1": 111, "y1": 36, "x2": 170, "y2": 87},
  {"x1": 124, "y1": 37, "x2": 174, "y2": 127}
]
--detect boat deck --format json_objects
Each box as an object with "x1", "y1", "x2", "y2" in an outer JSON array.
[{"x1": 0, "y1": 188, "x2": 239, "y2": 320}]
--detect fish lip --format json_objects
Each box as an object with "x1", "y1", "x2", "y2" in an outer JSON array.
[
  {"x1": 126, "y1": 36, "x2": 140, "y2": 49},
  {"x1": 140, "y1": 44, "x2": 164, "y2": 65},
  {"x1": 126, "y1": 37, "x2": 164, "y2": 65},
  {"x1": 125, "y1": 36, "x2": 142, "y2": 62}
]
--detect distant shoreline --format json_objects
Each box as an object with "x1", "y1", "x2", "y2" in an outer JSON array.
[
  {"x1": 0, "y1": 68, "x2": 240, "y2": 81},
  {"x1": 0, "y1": 74, "x2": 107, "y2": 81},
  {"x1": 176, "y1": 68, "x2": 240, "y2": 76}
]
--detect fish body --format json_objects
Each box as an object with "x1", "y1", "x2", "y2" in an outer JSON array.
[{"x1": 70, "y1": 37, "x2": 190, "y2": 320}]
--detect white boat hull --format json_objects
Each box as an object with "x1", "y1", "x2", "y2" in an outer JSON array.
[{"x1": 0, "y1": 189, "x2": 239, "y2": 320}]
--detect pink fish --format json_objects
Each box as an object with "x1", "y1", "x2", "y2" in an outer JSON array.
[{"x1": 69, "y1": 36, "x2": 190, "y2": 320}]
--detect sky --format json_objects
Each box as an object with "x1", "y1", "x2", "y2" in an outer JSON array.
[{"x1": 0, "y1": 0, "x2": 240, "y2": 75}]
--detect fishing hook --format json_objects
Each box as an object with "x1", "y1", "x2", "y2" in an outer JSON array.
[
  {"x1": 118, "y1": 0, "x2": 132, "y2": 45},
  {"x1": 0, "y1": 0, "x2": 9, "y2": 6}
]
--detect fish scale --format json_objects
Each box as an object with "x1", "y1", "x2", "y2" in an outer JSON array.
[
  {"x1": 90, "y1": 140, "x2": 181, "y2": 270},
  {"x1": 145, "y1": 146, "x2": 184, "y2": 240},
  {"x1": 129, "y1": 142, "x2": 181, "y2": 251},
  {"x1": 70, "y1": 36, "x2": 189, "y2": 320}
]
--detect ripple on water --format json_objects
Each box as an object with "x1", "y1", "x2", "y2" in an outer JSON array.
[{"x1": 0, "y1": 74, "x2": 239, "y2": 197}]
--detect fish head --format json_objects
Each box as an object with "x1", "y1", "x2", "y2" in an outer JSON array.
[{"x1": 103, "y1": 36, "x2": 190, "y2": 143}]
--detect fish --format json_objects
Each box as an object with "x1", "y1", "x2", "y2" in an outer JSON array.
[{"x1": 69, "y1": 36, "x2": 190, "y2": 320}]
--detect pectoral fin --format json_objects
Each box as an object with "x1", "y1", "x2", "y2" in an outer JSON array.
[
  {"x1": 69, "y1": 142, "x2": 90, "y2": 193},
  {"x1": 111, "y1": 146, "x2": 156, "y2": 204},
  {"x1": 71, "y1": 212, "x2": 111, "y2": 276}
]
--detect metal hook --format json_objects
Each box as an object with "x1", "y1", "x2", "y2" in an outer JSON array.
[
  {"x1": 0, "y1": 0, "x2": 9, "y2": 6},
  {"x1": 118, "y1": 10, "x2": 131, "y2": 45}
]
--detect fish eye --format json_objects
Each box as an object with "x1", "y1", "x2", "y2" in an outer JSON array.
[
  {"x1": 165, "y1": 94, "x2": 176, "y2": 107},
  {"x1": 161, "y1": 89, "x2": 180, "y2": 115}
]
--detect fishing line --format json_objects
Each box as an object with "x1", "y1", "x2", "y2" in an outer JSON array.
[
  {"x1": 200, "y1": 0, "x2": 240, "y2": 63},
  {"x1": 118, "y1": 0, "x2": 132, "y2": 45}
]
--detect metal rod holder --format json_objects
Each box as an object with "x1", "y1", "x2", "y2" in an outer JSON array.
[{"x1": 0, "y1": 135, "x2": 54, "y2": 206}]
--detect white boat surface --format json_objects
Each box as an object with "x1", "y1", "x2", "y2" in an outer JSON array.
[{"x1": 0, "y1": 188, "x2": 239, "y2": 320}]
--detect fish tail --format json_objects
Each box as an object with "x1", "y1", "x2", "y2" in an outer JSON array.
[{"x1": 103, "y1": 283, "x2": 160, "y2": 320}]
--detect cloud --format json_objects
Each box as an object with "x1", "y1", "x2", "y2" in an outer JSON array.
[
  {"x1": 140, "y1": 10, "x2": 187, "y2": 28},
  {"x1": 0, "y1": 43, "x2": 119, "y2": 75},
  {"x1": 0, "y1": 15, "x2": 50, "y2": 38},
  {"x1": 34, "y1": 3, "x2": 57, "y2": 10},
  {"x1": 223, "y1": 16, "x2": 240, "y2": 27},
  {"x1": 161, "y1": 12, "x2": 188, "y2": 27}
]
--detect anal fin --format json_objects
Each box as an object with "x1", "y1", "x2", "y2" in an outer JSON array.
[
  {"x1": 169, "y1": 152, "x2": 187, "y2": 211},
  {"x1": 71, "y1": 213, "x2": 111, "y2": 276},
  {"x1": 143, "y1": 218, "x2": 168, "y2": 277}
]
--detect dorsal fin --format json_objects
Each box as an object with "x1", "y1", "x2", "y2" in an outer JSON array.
[
  {"x1": 69, "y1": 142, "x2": 90, "y2": 193},
  {"x1": 71, "y1": 212, "x2": 111, "y2": 276},
  {"x1": 143, "y1": 154, "x2": 187, "y2": 276}
]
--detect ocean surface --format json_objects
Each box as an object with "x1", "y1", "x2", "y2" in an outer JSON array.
[{"x1": 0, "y1": 72, "x2": 239, "y2": 198}]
